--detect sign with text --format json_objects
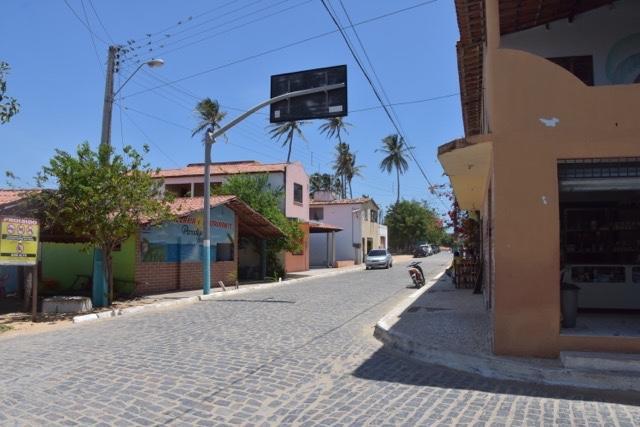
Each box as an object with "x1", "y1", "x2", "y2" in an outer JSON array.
[
  {"x1": 0, "y1": 217, "x2": 39, "y2": 266},
  {"x1": 140, "y1": 206, "x2": 235, "y2": 263}
]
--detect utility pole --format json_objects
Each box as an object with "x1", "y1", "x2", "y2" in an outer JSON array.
[
  {"x1": 100, "y1": 46, "x2": 118, "y2": 151},
  {"x1": 202, "y1": 131, "x2": 213, "y2": 295}
]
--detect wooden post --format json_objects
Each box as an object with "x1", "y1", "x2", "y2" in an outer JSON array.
[{"x1": 23, "y1": 268, "x2": 32, "y2": 312}]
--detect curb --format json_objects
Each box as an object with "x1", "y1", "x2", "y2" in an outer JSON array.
[
  {"x1": 374, "y1": 273, "x2": 640, "y2": 393},
  {"x1": 73, "y1": 265, "x2": 364, "y2": 324}
]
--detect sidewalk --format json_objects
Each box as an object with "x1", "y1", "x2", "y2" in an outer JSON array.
[{"x1": 374, "y1": 271, "x2": 640, "y2": 392}]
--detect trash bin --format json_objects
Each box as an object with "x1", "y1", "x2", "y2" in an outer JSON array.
[{"x1": 561, "y1": 283, "x2": 580, "y2": 328}]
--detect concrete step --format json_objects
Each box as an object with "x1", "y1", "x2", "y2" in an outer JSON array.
[{"x1": 561, "y1": 351, "x2": 640, "y2": 374}]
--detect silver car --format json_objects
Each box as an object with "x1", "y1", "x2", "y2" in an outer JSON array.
[{"x1": 365, "y1": 249, "x2": 393, "y2": 270}]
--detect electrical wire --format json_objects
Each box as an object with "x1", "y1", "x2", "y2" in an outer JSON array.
[
  {"x1": 120, "y1": 0, "x2": 439, "y2": 99},
  {"x1": 320, "y1": 0, "x2": 448, "y2": 211},
  {"x1": 79, "y1": 0, "x2": 104, "y2": 72},
  {"x1": 62, "y1": 0, "x2": 109, "y2": 45},
  {"x1": 87, "y1": 0, "x2": 115, "y2": 44}
]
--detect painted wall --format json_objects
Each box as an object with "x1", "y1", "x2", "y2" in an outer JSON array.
[
  {"x1": 284, "y1": 162, "x2": 309, "y2": 221},
  {"x1": 309, "y1": 203, "x2": 364, "y2": 264},
  {"x1": 479, "y1": 0, "x2": 640, "y2": 357},
  {"x1": 501, "y1": 0, "x2": 640, "y2": 85},
  {"x1": 284, "y1": 222, "x2": 309, "y2": 273}
]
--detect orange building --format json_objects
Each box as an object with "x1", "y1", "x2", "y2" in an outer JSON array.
[{"x1": 440, "y1": 0, "x2": 640, "y2": 357}]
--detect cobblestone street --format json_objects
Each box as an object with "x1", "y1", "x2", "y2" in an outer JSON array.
[{"x1": 2, "y1": 253, "x2": 640, "y2": 426}]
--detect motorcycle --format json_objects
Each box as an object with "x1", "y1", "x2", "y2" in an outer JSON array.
[{"x1": 407, "y1": 261, "x2": 425, "y2": 288}]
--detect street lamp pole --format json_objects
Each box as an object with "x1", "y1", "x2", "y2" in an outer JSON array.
[{"x1": 200, "y1": 82, "x2": 345, "y2": 295}]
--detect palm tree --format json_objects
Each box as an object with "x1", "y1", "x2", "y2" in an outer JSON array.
[
  {"x1": 269, "y1": 120, "x2": 306, "y2": 163},
  {"x1": 192, "y1": 98, "x2": 226, "y2": 140},
  {"x1": 333, "y1": 142, "x2": 351, "y2": 198},
  {"x1": 377, "y1": 134, "x2": 410, "y2": 205},
  {"x1": 346, "y1": 152, "x2": 364, "y2": 198},
  {"x1": 319, "y1": 117, "x2": 351, "y2": 144}
]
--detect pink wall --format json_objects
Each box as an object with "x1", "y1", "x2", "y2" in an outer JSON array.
[{"x1": 284, "y1": 162, "x2": 309, "y2": 221}]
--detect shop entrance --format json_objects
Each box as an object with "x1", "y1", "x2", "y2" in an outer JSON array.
[{"x1": 558, "y1": 158, "x2": 640, "y2": 336}]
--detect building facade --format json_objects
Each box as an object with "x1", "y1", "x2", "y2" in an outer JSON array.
[
  {"x1": 156, "y1": 161, "x2": 310, "y2": 273},
  {"x1": 309, "y1": 195, "x2": 386, "y2": 267},
  {"x1": 440, "y1": 0, "x2": 640, "y2": 357}
]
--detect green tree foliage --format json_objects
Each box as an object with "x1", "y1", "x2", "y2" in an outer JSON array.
[
  {"x1": 34, "y1": 143, "x2": 173, "y2": 303},
  {"x1": 192, "y1": 98, "x2": 226, "y2": 140},
  {"x1": 384, "y1": 200, "x2": 446, "y2": 253},
  {"x1": 268, "y1": 120, "x2": 306, "y2": 163},
  {"x1": 377, "y1": 134, "x2": 411, "y2": 204},
  {"x1": 320, "y1": 118, "x2": 362, "y2": 198},
  {"x1": 215, "y1": 174, "x2": 304, "y2": 276},
  {"x1": 0, "y1": 61, "x2": 20, "y2": 124},
  {"x1": 309, "y1": 172, "x2": 341, "y2": 196}
]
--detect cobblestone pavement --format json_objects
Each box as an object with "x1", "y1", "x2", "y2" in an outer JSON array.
[{"x1": 2, "y1": 253, "x2": 640, "y2": 426}]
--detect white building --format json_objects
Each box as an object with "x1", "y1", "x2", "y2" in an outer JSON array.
[{"x1": 309, "y1": 193, "x2": 387, "y2": 267}]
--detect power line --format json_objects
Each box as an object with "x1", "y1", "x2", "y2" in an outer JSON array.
[
  {"x1": 118, "y1": 105, "x2": 181, "y2": 167},
  {"x1": 131, "y1": 0, "x2": 314, "y2": 64},
  {"x1": 78, "y1": 0, "x2": 104, "y2": 72},
  {"x1": 62, "y1": 0, "x2": 109, "y2": 44},
  {"x1": 121, "y1": 0, "x2": 439, "y2": 99},
  {"x1": 320, "y1": 0, "x2": 448, "y2": 210},
  {"x1": 87, "y1": 0, "x2": 115, "y2": 44},
  {"x1": 350, "y1": 93, "x2": 459, "y2": 113}
]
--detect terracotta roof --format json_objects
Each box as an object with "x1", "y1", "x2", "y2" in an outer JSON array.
[
  {"x1": 309, "y1": 221, "x2": 343, "y2": 233},
  {"x1": 167, "y1": 196, "x2": 284, "y2": 239},
  {"x1": 154, "y1": 161, "x2": 289, "y2": 178},
  {"x1": 310, "y1": 197, "x2": 379, "y2": 209},
  {"x1": 454, "y1": 0, "x2": 611, "y2": 137},
  {"x1": 0, "y1": 189, "x2": 40, "y2": 209}
]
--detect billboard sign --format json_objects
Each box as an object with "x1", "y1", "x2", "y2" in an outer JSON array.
[
  {"x1": 0, "y1": 217, "x2": 39, "y2": 266},
  {"x1": 270, "y1": 65, "x2": 347, "y2": 123}
]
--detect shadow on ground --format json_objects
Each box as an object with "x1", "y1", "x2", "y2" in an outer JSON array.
[{"x1": 353, "y1": 347, "x2": 640, "y2": 406}]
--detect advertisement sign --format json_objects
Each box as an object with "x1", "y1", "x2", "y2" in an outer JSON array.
[
  {"x1": 140, "y1": 206, "x2": 235, "y2": 263},
  {"x1": 0, "y1": 217, "x2": 40, "y2": 266}
]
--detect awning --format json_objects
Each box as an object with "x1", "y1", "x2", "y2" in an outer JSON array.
[
  {"x1": 438, "y1": 135, "x2": 493, "y2": 211},
  {"x1": 309, "y1": 221, "x2": 343, "y2": 233}
]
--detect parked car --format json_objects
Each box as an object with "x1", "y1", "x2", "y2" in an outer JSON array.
[
  {"x1": 365, "y1": 249, "x2": 393, "y2": 269},
  {"x1": 413, "y1": 244, "x2": 433, "y2": 258},
  {"x1": 431, "y1": 244, "x2": 440, "y2": 254}
]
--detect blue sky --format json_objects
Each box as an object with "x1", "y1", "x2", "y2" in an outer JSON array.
[{"x1": 1, "y1": 0, "x2": 462, "y2": 215}]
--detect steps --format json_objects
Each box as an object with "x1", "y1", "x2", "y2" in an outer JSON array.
[{"x1": 561, "y1": 351, "x2": 640, "y2": 374}]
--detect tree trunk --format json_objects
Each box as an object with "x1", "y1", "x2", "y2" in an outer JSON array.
[
  {"x1": 348, "y1": 179, "x2": 352, "y2": 199},
  {"x1": 396, "y1": 167, "x2": 400, "y2": 205},
  {"x1": 286, "y1": 130, "x2": 293, "y2": 163},
  {"x1": 104, "y1": 248, "x2": 114, "y2": 304}
]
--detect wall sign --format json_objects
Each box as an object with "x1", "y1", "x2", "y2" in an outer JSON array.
[
  {"x1": 140, "y1": 206, "x2": 235, "y2": 263},
  {"x1": 0, "y1": 216, "x2": 40, "y2": 266}
]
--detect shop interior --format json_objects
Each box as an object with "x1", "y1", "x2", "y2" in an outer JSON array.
[{"x1": 559, "y1": 159, "x2": 640, "y2": 336}]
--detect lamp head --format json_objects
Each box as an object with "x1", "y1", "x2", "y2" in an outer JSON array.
[{"x1": 145, "y1": 58, "x2": 165, "y2": 68}]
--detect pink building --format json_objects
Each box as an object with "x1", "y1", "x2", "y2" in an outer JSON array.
[{"x1": 154, "y1": 161, "x2": 310, "y2": 273}]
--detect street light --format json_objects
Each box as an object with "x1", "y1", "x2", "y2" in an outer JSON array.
[
  {"x1": 93, "y1": 46, "x2": 164, "y2": 308},
  {"x1": 100, "y1": 45, "x2": 164, "y2": 150}
]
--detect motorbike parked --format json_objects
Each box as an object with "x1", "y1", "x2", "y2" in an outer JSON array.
[{"x1": 407, "y1": 261, "x2": 425, "y2": 288}]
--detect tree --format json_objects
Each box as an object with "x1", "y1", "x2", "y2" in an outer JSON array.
[
  {"x1": 309, "y1": 172, "x2": 341, "y2": 196},
  {"x1": 377, "y1": 134, "x2": 411, "y2": 205},
  {"x1": 34, "y1": 143, "x2": 173, "y2": 304},
  {"x1": 269, "y1": 120, "x2": 306, "y2": 163},
  {"x1": 384, "y1": 200, "x2": 446, "y2": 253},
  {"x1": 345, "y1": 151, "x2": 363, "y2": 198},
  {"x1": 215, "y1": 174, "x2": 304, "y2": 276},
  {"x1": 0, "y1": 61, "x2": 20, "y2": 124},
  {"x1": 320, "y1": 117, "x2": 353, "y2": 197},
  {"x1": 192, "y1": 98, "x2": 226, "y2": 140}
]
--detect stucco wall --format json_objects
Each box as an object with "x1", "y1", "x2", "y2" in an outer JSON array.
[
  {"x1": 500, "y1": 0, "x2": 640, "y2": 85},
  {"x1": 284, "y1": 162, "x2": 309, "y2": 221},
  {"x1": 309, "y1": 204, "x2": 361, "y2": 263},
  {"x1": 485, "y1": 40, "x2": 640, "y2": 357}
]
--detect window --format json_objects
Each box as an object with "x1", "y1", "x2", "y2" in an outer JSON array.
[
  {"x1": 165, "y1": 183, "x2": 191, "y2": 197},
  {"x1": 216, "y1": 243, "x2": 234, "y2": 262},
  {"x1": 370, "y1": 210, "x2": 378, "y2": 223},
  {"x1": 547, "y1": 56, "x2": 594, "y2": 86},
  {"x1": 193, "y1": 182, "x2": 222, "y2": 197},
  {"x1": 310, "y1": 207, "x2": 324, "y2": 221},
  {"x1": 293, "y1": 183, "x2": 303, "y2": 204}
]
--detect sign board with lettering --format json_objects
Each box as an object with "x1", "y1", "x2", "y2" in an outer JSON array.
[
  {"x1": 140, "y1": 206, "x2": 235, "y2": 263},
  {"x1": 0, "y1": 217, "x2": 40, "y2": 266}
]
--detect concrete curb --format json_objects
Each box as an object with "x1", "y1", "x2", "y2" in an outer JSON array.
[
  {"x1": 73, "y1": 265, "x2": 365, "y2": 324},
  {"x1": 374, "y1": 272, "x2": 640, "y2": 393}
]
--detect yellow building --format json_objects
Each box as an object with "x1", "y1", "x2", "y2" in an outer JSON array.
[{"x1": 440, "y1": 0, "x2": 640, "y2": 357}]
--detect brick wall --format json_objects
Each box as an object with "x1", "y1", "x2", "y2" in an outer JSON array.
[{"x1": 134, "y1": 220, "x2": 239, "y2": 295}]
